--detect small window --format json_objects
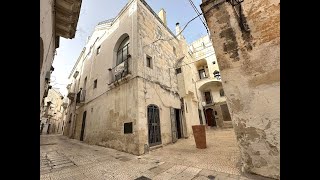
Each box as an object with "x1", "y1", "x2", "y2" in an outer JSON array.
[
  {"x1": 204, "y1": 91, "x2": 213, "y2": 104},
  {"x1": 146, "y1": 55, "x2": 152, "y2": 68},
  {"x1": 94, "y1": 79, "x2": 97, "y2": 89},
  {"x1": 175, "y1": 68, "x2": 182, "y2": 74},
  {"x1": 215, "y1": 111, "x2": 217, "y2": 115},
  {"x1": 97, "y1": 46, "x2": 101, "y2": 55},
  {"x1": 198, "y1": 69, "x2": 207, "y2": 79},
  {"x1": 124, "y1": 122, "x2": 133, "y2": 134},
  {"x1": 173, "y1": 46, "x2": 176, "y2": 56},
  {"x1": 220, "y1": 89, "x2": 225, "y2": 97}
]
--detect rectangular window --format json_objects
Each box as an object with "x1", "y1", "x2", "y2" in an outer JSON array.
[
  {"x1": 94, "y1": 79, "x2": 97, "y2": 89},
  {"x1": 146, "y1": 55, "x2": 152, "y2": 68},
  {"x1": 175, "y1": 68, "x2": 182, "y2": 74},
  {"x1": 220, "y1": 89, "x2": 225, "y2": 97},
  {"x1": 204, "y1": 91, "x2": 212, "y2": 104},
  {"x1": 97, "y1": 46, "x2": 101, "y2": 55},
  {"x1": 124, "y1": 122, "x2": 133, "y2": 134},
  {"x1": 198, "y1": 69, "x2": 206, "y2": 79}
]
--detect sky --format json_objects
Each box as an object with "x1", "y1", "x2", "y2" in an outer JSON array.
[{"x1": 51, "y1": 0, "x2": 207, "y2": 96}]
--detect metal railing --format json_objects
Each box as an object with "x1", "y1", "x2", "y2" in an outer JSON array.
[
  {"x1": 108, "y1": 59, "x2": 129, "y2": 84},
  {"x1": 76, "y1": 89, "x2": 86, "y2": 104}
]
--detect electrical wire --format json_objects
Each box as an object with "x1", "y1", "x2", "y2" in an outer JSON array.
[
  {"x1": 173, "y1": 52, "x2": 215, "y2": 69},
  {"x1": 143, "y1": 2, "x2": 217, "y2": 49},
  {"x1": 188, "y1": 0, "x2": 209, "y2": 33}
]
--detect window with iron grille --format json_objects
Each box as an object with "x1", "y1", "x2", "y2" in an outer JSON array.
[{"x1": 117, "y1": 37, "x2": 129, "y2": 65}]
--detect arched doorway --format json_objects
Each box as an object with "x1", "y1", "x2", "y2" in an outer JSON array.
[
  {"x1": 205, "y1": 108, "x2": 216, "y2": 127},
  {"x1": 147, "y1": 105, "x2": 161, "y2": 147}
]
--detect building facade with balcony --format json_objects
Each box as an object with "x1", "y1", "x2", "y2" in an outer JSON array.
[
  {"x1": 189, "y1": 35, "x2": 232, "y2": 128},
  {"x1": 40, "y1": 0, "x2": 82, "y2": 114},
  {"x1": 64, "y1": 0, "x2": 201, "y2": 155},
  {"x1": 40, "y1": 88, "x2": 66, "y2": 134}
]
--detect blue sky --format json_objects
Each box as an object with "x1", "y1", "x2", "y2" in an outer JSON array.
[{"x1": 51, "y1": 0, "x2": 207, "y2": 95}]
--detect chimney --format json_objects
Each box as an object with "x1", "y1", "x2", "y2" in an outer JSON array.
[
  {"x1": 176, "y1": 22, "x2": 184, "y2": 40},
  {"x1": 158, "y1": 8, "x2": 167, "y2": 26}
]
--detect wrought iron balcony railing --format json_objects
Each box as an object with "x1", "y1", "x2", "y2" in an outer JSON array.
[
  {"x1": 76, "y1": 89, "x2": 86, "y2": 104},
  {"x1": 108, "y1": 59, "x2": 129, "y2": 84}
]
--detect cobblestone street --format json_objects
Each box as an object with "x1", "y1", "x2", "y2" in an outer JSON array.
[{"x1": 40, "y1": 129, "x2": 271, "y2": 180}]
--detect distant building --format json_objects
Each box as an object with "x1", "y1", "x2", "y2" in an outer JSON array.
[
  {"x1": 189, "y1": 35, "x2": 232, "y2": 128},
  {"x1": 40, "y1": 88, "x2": 67, "y2": 135},
  {"x1": 40, "y1": 0, "x2": 82, "y2": 115}
]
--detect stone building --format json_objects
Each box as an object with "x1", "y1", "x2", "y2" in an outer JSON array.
[
  {"x1": 40, "y1": 88, "x2": 67, "y2": 135},
  {"x1": 189, "y1": 35, "x2": 232, "y2": 128},
  {"x1": 64, "y1": 0, "x2": 201, "y2": 155},
  {"x1": 40, "y1": 0, "x2": 82, "y2": 113},
  {"x1": 200, "y1": 0, "x2": 280, "y2": 179}
]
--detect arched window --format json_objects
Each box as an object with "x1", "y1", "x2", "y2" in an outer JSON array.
[{"x1": 116, "y1": 36, "x2": 129, "y2": 65}]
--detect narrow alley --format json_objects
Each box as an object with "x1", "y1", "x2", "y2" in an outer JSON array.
[{"x1": 40, "y1": 129, "x2": 271, "y2": 180}]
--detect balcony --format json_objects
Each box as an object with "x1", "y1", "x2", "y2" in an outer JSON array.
[
  {"x1": 67, "y1": 92, "x2": 76, "y2": 101},
  {"x1": 76, "y1": 89, "x2": 86, "y2": 106},
  {"x1": 108, "y1": 59, "x2": 129, "y2": 84}
]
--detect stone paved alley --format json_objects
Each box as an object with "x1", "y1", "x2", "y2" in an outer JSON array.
[{"x1": 40, "y1": 128, "x2": 272, "y2": 180}]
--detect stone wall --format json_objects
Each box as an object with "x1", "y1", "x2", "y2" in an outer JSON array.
[
  {"x1": 40, "y1": 0, "x2": 56, "y2": 108},
  {"x1": 201, "y1": 0, "x2": 280, "y2": 179}
]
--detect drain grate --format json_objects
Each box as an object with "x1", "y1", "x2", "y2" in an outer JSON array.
[
  {"x1": 208, "y1": 175, "x2": 215, "y2": 179},
  {"x1": 40, "y1": 143, "x2": 57, "y2": 146},
  {"x1": 134, "y1": 176, "x2": 151, "y2": 180}
]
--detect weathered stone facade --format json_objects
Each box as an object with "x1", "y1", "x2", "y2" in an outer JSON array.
[
  {"x1": 40, "y1": 88, "x2": 66, "y2": 134},
  {"x1": 64, "y1": 0, "x2": 201, "y2": 156},
  {"x1": 201, "y1": 0, "x2": 280, "y2": 179},
  {"x1": 40, "y1": 0, "x2": 82, "y2": 113},
  {"x1": 189, "y1": 35, "x2": 232, "y2": 128}
]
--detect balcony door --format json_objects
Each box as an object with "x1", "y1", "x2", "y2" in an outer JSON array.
[{"x1": 205, "y1": 108, "x2": 216, "y2": 127}]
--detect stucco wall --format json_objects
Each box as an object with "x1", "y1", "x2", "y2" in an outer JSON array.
[
  {"x1": 136, "y1": 0, "x2": 200, "y2": 149},
  {"x1": 40, "y1": 0, "x2": 56, "y2": 108},
  {"x1": 74, "y1": 79, "x2": 140, "y2": 155},
  {"x1": 201, "y1": 0, "x2": 280, "y2": 178}
]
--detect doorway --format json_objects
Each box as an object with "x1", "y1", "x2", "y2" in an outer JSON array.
[
  {"x1": 221, "y1": 104, "x2": 232, "y2": 121},
  {"x1": 175, "y1": 109, "x2": 182, "y2": 139},
  {"x1": 80, "y1": 111, "x2": 87, "y2": 141},
  {"x1": 148, "y1": 105, "x2": 161, "y2": 147},
  {"x1": 205, "y1": 108, "x2": 216, "y2": 127}
]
